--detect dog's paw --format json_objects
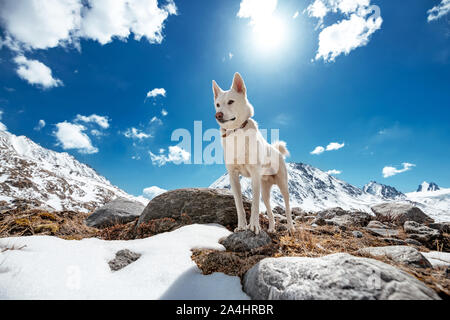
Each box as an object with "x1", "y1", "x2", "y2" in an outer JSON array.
[
  {"x1": 234, "y1": 225, "x2": 247, "y2": 232},
  {"x1": 287, "y1": 223, "x2": 295, "y2": 235},
  {"x1": 248, "y1": 223, "x2": 261, "y2": 235},
  {"x1": 267, "y1": 224, "x2": 275, "y2": 233}
]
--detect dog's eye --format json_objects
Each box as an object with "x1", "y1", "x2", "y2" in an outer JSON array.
[
  {"x1": 216, "y1": 103, "x2": 220, "y2": 108},
  {"x1": 228, "y1": 100, "x2": 234, "y2": 105}
]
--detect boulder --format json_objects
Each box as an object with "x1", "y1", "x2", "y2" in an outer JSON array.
[
  {"x1": 243, "y1": 253, "x2": 439, "y2": 300},
  {"x1": 405, "y1": 238, "x2": 423, "y2": 247},
  {"x1": 314, "y1": 207, "x2": 371, "y2": 228},
  {"x1": 403, "y1": 221, "x2": 441, "y2": 243},
  {"x1": 291, "y1": 207, "x2": 306, "y2": 217},
  {"x1": 136, "y1": 188, "x2": 251, "y2": 229},
  {"x1": 371, "y1": 203, "x2": 433, "y2": 226},
  {"x1": 421, "y1": 251, "x2": 450, "y2": 268},
  {"x1": 86, "y1": 198, "x2": 145, "y2": 228},
  {"x1": 367, "y1": 221, "x2": 390, "y2": 229},
  {"x1": 358, "y1": 246, "x2": 432, "y2": 268},
  {"x1": 428, "y1": 222, "x2": 450, "y2": 234},
  {"x1": 108, "y1": 249, "x2": 141, "y2": 271},
  {"x1": 220, "y1": 230, "x2": 272, "y2": 252},
  {"x1": 382, "y1": 238, "x2": 407, "y2": 245},
  {"x1": 364, "y1": 227, "x2": 399, "y2": 238}
]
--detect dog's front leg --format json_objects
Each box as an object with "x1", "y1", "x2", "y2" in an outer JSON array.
[
  {"x1": 248, "y1": 166, "x2": 261, "y2": 234},
  {"x1": 229, "y1": 169, "x2": 247, "y2": 232}
]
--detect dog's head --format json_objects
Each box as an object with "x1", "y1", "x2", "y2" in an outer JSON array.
[{"x1": 212, "y1": 72, "x2": 254, "y2": 130}]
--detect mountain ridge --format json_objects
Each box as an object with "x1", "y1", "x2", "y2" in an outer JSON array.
[{"x1": 0, "y1": 129, "x2": 146, "y2": 212}]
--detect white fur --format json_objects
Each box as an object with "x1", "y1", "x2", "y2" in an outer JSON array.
[{"x1": 212, "y1": 73, "x2": 294, "y2": 235}]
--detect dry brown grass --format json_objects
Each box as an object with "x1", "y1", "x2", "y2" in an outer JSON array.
[
  {"x1": 0, "y1": 209, "x2": 98, "y2": 240},
  {"x1": 192, "y1": 219, "x2": 450, "y2": 299}
]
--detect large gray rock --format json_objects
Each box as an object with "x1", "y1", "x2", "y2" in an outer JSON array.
[
  {"x1": 364, "y1": 227, "x2": 399, "y2": 238},
  {"x1": 86, "y1": 198, "x2": 145, "y2": 228},
  {"x1": 314, "y1": 207, "x2": 371, "y2": 228},
  {"x1": 243, "y1": 253, "x2": 440, "y2": 300},
  {"x1": 403, "y1": 221, "x2": 441, "y2": 247},
  {"x1": 358, "y1": 246, "x2": 432, "y2": 268},
  {"x1": 367, "y1": 221, "x2": 390, "y2": 229},
  {"x1": 428, "y1": 222, "x2": 450, "y2": 234},
  {"x1": 136, "y1": 188, "x2": 251, "y2": 229},
  {"x1": 220, "y1": 230, "x2": 272, "y2": 252},
  {"x1": 421, "y1": 251, "x2": 450, "y2": 268},
  {"x1": 371, "y1": 203, "x2": 433, "y2": 226}
]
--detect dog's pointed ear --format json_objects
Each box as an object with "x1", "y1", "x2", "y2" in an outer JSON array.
[
  {"x1": 212, "y1": 80, "x2": 223, "y2": 100},
  {"x1": 231, "y1": 72, "x2": 246, "y2": 95}
]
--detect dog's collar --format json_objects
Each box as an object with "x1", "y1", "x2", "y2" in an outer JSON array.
[{"x1": 221, "y1": 120, "x2": 249, "y2": 138}]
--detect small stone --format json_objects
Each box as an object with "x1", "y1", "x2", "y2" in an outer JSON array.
[
  {"x1": 108, "y1": 249, "x2": 141, "y2": 271},
  {"x1": 220, "y1": 230, "x2": 272, "y2": 252},
  {"x1": 352, "y1": 231, "x2": 363, "y2": 238}
]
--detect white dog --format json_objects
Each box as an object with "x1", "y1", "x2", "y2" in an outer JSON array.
[{"x1": 212, "y1": 72, "x2": 294, "y2": 235}]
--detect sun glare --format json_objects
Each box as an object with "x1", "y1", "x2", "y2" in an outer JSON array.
[{"x1": 252, "y1": 16, "x2": 287, "y2": 52}]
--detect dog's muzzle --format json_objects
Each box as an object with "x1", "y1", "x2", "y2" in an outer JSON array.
[{"x1": 215, "y1": 112, "x2": 236, "y2": 123}]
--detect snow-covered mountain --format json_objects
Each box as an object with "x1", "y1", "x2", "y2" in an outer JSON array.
[
  {"x1": 406, "y1": 187, "x2": 450, "y2": 222},
  {"x1": 363, "y1": 181, "x2": 405, "y2": 200},
  {"x1": 210, "y1": 163, "x2": 384, "y2": 213},
  {"x1": 417, "y1": 181, "x2": 440, "y2": 192},
  {"x1": 210, "y1": 163, "x2": 450, "y2": 222},
  {"x1": 0, "y1": 129, "x2": 146, "y2": 213}
]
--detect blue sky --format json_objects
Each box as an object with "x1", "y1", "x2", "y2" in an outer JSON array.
[{"x1": 0, "y1": 0, "x2": 449, "y2": 197}]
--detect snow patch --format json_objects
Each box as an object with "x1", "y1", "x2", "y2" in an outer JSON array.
[{"x1": 0, "y1": 224, "x2": 249, "y2": 300}]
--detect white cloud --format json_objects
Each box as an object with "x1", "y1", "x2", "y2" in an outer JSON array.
[
  {"x1": 124, "y1": 127, "x2": 152, "y2": 140},
  {"x1": 75, "y1": 114, "x2": 110, "y2": 129},
  {"x1": 326, "y1": 169, "x2": 342, "y2": 175},
  {"x1": 293, "y1": 11, "x2": 300, "y2": 19},
  {"x1": 81, "y1": 0, "x2": 176, "y2": 45},
  {"x1": 0, "y1": 0, "x2": 82, "y2": 50},
  {"x1": 306, "y1": 0, "x2": 382, "y2": 62},
  {"x1": 0, "y1": 0, "x2": 177, "y2": 50},
  {"x1": 326, "y1": 142, "x2": 345, "y2": 151},
  {"x1": 90, "y1": 129, "x2": 103, "y2": 137},
  {"x1": 311, "y1": 141, "x2": 345, "y2": 155},
  {"x1": 311, "y1": 146, "x2": 325, "y2": 155},
  {"x1": 161, "y1": 109, "x2": 168, "y2": 116},
  {"x1": 150, "y1": 116, "x2": 163, "y2": 125},
  {"x1": 142, "y1": 186, "x2": 167, "y2": 200},
  {"x1": 146, "y1": 88, "x2": 166, "y2": 99},
  {"x1": 428, "y1": 0, "x2": 450, "y2": 22},
  {"x1": 14, "y1": 55, "x2": 63, "y2": 89},
  {"x1": 54, "y1": 121, "x2": 98, "y2": 154},
  {"x1": 0, "y1": 110, "x2": 6, "y2": 131},
  {"x1": 306, "y1": 0, "x2": 329, "y2": 22},
  {"x1": 237, "y1": 0, "x2": 277, "y2": 24},
  {"x1": 382, "y1": 162, "x2": 415, "y2": 178},
  {"x1": 34, "y1": 119, "x2": 46, "y2": 131},
  {"x1": 149, "y1": 145, "x2": 190, "y2": 166}
]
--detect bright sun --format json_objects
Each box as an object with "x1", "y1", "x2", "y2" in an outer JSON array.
[{"x1": 252, "y1": 16, "x2": 287, "y2": 52}]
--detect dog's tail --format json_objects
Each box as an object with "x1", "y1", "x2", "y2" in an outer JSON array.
[{"x1": 272, "y1": 141, "x2": 290, "y2": 157}]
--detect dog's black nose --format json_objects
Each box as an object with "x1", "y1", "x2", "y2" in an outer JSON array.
[{"x1": 215, "y1": 112, "x2": 224, "y2": 120}]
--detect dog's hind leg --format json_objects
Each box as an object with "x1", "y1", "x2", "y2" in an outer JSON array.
[
  {"x1": 277, "y1": 178, "x2": 295, "y2": 235},
  {"x1": 262, "y1": 180, "x2": 275, "y2": 233},
  {"x1": 229, "y1": 170, "x2": 247, "y2": 232}
]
